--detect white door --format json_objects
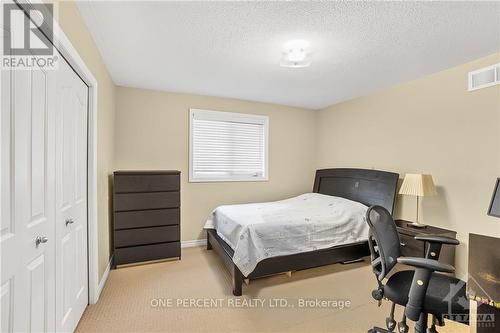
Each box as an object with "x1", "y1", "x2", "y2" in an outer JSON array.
[
  {"x1": 1, "y1": 40, "x2": 56, "y2": 333},
  {"x1": 51, "y1": 49, "x2": 89, "y2": 333},
  {"x1": 1, "y1": 13, "x2": 89, "y2": 333}
]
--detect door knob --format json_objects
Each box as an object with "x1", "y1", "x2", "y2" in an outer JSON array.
[
  {"x1": 65, "y1": 218, "x2": 74, "y2": 226},
  {"x1": 35, "y1": 236, "x2": 48, "y2": 247}
]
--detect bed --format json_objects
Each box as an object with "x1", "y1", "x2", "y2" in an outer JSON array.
[{"x1": 206, "y1": 168, "x2": 399, "y2": 296}]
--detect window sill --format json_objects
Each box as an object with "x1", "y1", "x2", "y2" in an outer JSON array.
[{"x1": 188, "y1": 177, "x2": 269, "y2": 183}]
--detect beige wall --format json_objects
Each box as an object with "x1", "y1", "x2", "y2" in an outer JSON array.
[
  {"x1": 316, "y1": 52, "x2": 500, "y2": 276},
  {"x1": 49, "y1": 0, "x2": 116, "y2": 279},
  {"x1": 114, "y1": 87, "x2": 316, "y2": 241}
]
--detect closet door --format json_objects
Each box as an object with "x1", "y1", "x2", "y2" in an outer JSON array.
[
  {"x1": 2, "y1": 6, "x2": 89, "y2": 332},
  {"x1": 51, "y1": 50, "x2": 89, "y2": 333},
  {"x1": 1, "y1": 50, "x2": 56, "y2": 332}
]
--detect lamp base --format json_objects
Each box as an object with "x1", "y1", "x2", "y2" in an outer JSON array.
[{"x1": 409, "y1": 222, "x2": 427, "y2": 228}]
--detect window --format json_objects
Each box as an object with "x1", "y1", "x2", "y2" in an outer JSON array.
[{"x1": 189, "y1": 109, "x2": 269, "y2": 182}]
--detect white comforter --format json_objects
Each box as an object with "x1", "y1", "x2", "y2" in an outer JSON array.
[{"x1": 204, "y1": 193, "x2": 369, "y2": 276}]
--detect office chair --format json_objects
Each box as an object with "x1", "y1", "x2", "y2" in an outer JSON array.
[{"x1": 365, "y1": 205, "x2": 468, "y2": 333}]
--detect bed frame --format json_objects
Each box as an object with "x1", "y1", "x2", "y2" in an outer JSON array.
[{"x1": 206, "y1": 168, "x2": 399, "y2": 296}]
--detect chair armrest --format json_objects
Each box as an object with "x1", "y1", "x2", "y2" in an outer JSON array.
[
  {"x1": 397, "y1": 257, "x2": 455, "y2": 273},
  {"x1": 414, "y1": 234, "x2": 459, "y2": 245},
  {"x1": 414, "y1": 235, "x2": 458, "y2": 260}
]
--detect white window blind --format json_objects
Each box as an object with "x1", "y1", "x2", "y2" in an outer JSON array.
[{"x1": 189, "y1": 109, "x2": 269, "y2": 182}]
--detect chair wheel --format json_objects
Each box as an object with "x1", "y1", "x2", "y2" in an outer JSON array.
[
  {"x1": 397, "y1": 321, "x2": 409, "y2": 333},
  {"x1": 372, "y1": 288, "x2": 384, "y2": 301},
  {"x1": 386, "y1": 318, "x2": 396, "y2": 331}
]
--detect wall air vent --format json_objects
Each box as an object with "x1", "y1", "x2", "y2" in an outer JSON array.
[{"x1": 468, "y1": 63, "x2": 500, "y2": 91}]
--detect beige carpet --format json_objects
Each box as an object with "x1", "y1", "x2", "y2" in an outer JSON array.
[{"x1": 76, "y1": 247, "x2": 468, "y2": 333}]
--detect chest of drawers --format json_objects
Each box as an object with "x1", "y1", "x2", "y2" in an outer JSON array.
[{"x1": 112, "y1": 170, "x2": 181, "y2": 268}]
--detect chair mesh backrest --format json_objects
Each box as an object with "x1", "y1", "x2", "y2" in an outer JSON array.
[{"x1": 366, "y1": 205, "x2": 401, "y2": 281}]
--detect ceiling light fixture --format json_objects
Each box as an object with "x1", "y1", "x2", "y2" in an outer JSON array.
[{"x1": 280, "y1": 39, "x2": 311, "y2": 68}]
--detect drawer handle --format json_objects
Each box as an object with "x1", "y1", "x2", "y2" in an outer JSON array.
[{"x1": 400, "y1": 242, "x2": 406, "y2": 247}]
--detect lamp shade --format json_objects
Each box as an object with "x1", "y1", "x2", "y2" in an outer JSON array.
[{"x1": 399, "y1": 174, "x2": 437, "y2": 197}]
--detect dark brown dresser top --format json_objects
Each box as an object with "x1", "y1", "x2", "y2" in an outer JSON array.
[{"x1": 114, "y1": 170, "x2": 181, "y2": 175}]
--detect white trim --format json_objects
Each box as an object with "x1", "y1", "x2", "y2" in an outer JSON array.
[
  {"x1": 190, "y1": 108, "x2": 268, "y2": 124},
  {"x1": 96, "y1": 255, "x2": 113, "y2": 300},
  {"x1": 181, "y1": 239, "x2": 208, "y2": 248},
  {"x1": 189, "y1": 178, "x2": 269, "y2": 183},
  {"x1": 23, "y1": 0, "x2": 101, "y2": 304},
  {"x1": 189, "y1": 108, "x2": 269, "y2": 183}
]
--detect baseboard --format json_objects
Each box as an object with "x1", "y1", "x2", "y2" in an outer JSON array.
[
  {"x1": 95, "y1": 255, "x2": 113, "y2": 302},
  {"x1": 181, "y1": 239, "x2": 207, "y2": 248}
]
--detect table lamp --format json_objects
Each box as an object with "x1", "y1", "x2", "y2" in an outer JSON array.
[{"x1": 399, "y1": 174, "x2": 437, "y2": 228}]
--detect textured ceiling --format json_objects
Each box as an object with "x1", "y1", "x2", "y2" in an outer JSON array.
[{"x1": 76, "y1": 1, "x2": 500, "y2": 109}]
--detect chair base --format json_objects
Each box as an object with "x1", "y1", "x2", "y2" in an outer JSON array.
[
  {"x1": 368, "y1": 327, "x2": 394, "y2": 333},
  {"x1": 368, "y1": 326, "x2": 439, "y2": 333}
]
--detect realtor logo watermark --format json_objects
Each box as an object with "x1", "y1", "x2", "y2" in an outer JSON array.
[
  {"x1": 150, "y1": 297, "x2": 352, "y2": 310},
  {"x1": 2, "y1": 4, "x2": 58, "y2": 70},
  {"x1": 443, "y1": 273, "x2": 496, "y2": 328}
]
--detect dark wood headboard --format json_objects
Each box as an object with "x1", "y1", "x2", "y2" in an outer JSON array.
[{"x1": 313, "y1": 168, "x2": 399, "y2": 214}]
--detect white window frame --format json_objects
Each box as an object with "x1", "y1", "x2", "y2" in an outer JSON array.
[{"x1": 189, "y1": 108, "x2": 269, "y2": 182}]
